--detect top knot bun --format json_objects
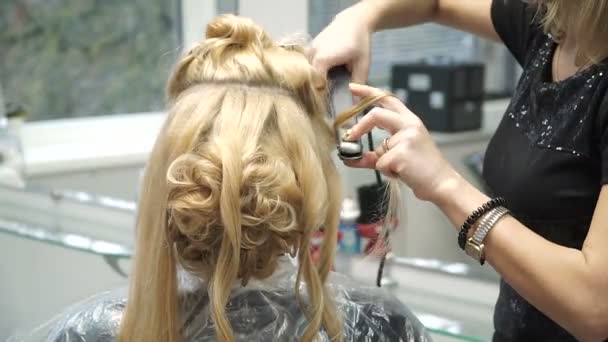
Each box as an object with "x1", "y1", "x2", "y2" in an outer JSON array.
[{"x1": 206, "y1": 14, "x2": 272, "y2": 48}]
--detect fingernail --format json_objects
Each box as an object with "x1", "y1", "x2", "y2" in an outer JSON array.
[{"x1": 342, "y1": 129, "x2": 352, "y2": 141}]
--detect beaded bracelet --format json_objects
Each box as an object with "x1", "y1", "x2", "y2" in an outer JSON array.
[{"x1": 458, "y1": 197, "x2": 506, "y2": 250}]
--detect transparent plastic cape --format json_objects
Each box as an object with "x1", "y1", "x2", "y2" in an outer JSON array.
[{"x1": 8, "y1": 257, "x2": 431, "y2": 342}]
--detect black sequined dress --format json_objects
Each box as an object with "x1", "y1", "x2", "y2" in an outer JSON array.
[{"x1": 483, "y1": 1, "x2": 608, "y2": 341}]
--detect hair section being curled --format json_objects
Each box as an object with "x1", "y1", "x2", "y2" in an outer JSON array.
[{"x1": 334, "y1": 91, "x2": 403, "y2": 271}]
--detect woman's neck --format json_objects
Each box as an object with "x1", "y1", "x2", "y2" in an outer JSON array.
[{"x1": 553, "y1": 37, "x2": 592, "y2": 82}]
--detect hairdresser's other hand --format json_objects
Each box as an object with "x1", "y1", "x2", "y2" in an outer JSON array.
[
  {"x1": 311, "y1": 2, "x2": 376, "y2": 84},
  {"x1": 344, "y1": 83, "x2": 460, "y2": 202}
]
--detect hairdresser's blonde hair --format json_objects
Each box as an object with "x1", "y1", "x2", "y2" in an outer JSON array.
[
  {"x1": 118, "y1": 15, "x2": 343, "y2": 342},
  {"x1": 533, "y1": 0, "x2": 608, "y2": 64}
]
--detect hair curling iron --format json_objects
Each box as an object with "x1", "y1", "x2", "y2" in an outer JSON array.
[{"x1": 328, "y1": 65, "x2": 363, "y2": 160}]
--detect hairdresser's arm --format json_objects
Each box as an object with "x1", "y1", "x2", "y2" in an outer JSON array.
[
  {"x1": 368, "y1": 0, "x2": 498, "y2": 41},
  {"x1": 344, "y1": 83, "x2": 608, "y2": 342},
  {"x1": 433, "y1": 168, "x2": 608, "y2": 342},
  {"x1": 312, "y1": 0, "x2": 498, "y2": 82}
]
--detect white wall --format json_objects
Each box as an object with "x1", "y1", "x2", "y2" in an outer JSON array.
[
  {"x1": 0, "y1": 234, "x2": 130, "y2": 340},
  {"x1": 182, "y1": 0, "x2": 217, "y2": 49},
  {"x1": 239, "y1": 0, "x2": 309, "y2": 39}
]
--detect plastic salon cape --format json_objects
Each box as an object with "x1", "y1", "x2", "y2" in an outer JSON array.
[{"x1": 15, "y1": 257, "x2": 431, "y2": 342}]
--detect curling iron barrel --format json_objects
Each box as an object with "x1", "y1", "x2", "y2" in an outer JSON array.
[{"x1": 328, "y1": 66, "x2": 363, "y2": 160}]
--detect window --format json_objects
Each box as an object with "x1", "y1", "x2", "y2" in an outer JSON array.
[
  {"x1": 216, "y1": 0, "x2": 238, "y2": 15},
  {"x1": 0, "y1": 0, "x2": 182, "y2": 121}
]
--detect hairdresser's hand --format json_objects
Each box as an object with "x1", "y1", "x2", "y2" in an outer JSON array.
[
  {"x1": 311, "y1": 3, "x2": 376, "y2": 83},
  {"x1": 344, "y1": 83, "x2": 460, "y2": 202}
]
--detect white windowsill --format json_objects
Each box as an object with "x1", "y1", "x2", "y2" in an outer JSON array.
[{"x1": 22, "y1": 112, "x2": 165, "y2": 177}]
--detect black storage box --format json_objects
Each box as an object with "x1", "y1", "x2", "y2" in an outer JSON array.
[{"x1": 391, "y1": 62, "x2": 485, "y2": 132}]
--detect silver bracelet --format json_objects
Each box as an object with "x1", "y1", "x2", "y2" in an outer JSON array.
[{"x1": 465, "y1": 206, "x2": 510, "y2": 265}]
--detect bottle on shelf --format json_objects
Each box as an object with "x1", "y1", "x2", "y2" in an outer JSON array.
[{"x1": 339, "y1": 196, "x2": 361, "y2": 254}]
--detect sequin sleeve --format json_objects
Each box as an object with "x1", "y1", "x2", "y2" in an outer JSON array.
[
  {"x1": 490, "y1": 0, "x2": 539, "y2": 66},
  {"x1": 598, "y1": 92, "x2": 608, "y2": 184}
]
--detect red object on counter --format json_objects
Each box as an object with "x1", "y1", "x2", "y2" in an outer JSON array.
[
  {"x1": 310, "y1": 231, "x2": 343, "y2": 267},
  {"x1": 358, "y1": 219, "x2": 398, "y2": 255}
]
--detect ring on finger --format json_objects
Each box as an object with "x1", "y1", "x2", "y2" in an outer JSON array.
[{"x1": 382, "y1": 138, "x2": 390, "y2": 153}]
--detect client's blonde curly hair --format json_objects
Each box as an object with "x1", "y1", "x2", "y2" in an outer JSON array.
[{"x1": 118, "y1": 15, "x2": 343, "y2": 342}]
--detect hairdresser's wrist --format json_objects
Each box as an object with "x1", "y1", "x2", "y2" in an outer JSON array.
[
  {"x1": 428, "y1": 172, "x2": 491, "y2": 232},
  {"x1": 423, "y1": 168, "x2": 461, "y2": 205}
]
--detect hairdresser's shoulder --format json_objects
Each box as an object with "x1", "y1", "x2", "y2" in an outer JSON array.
[{"x1": 46, "y1": 290, "x2": 126, "y2": 342}]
